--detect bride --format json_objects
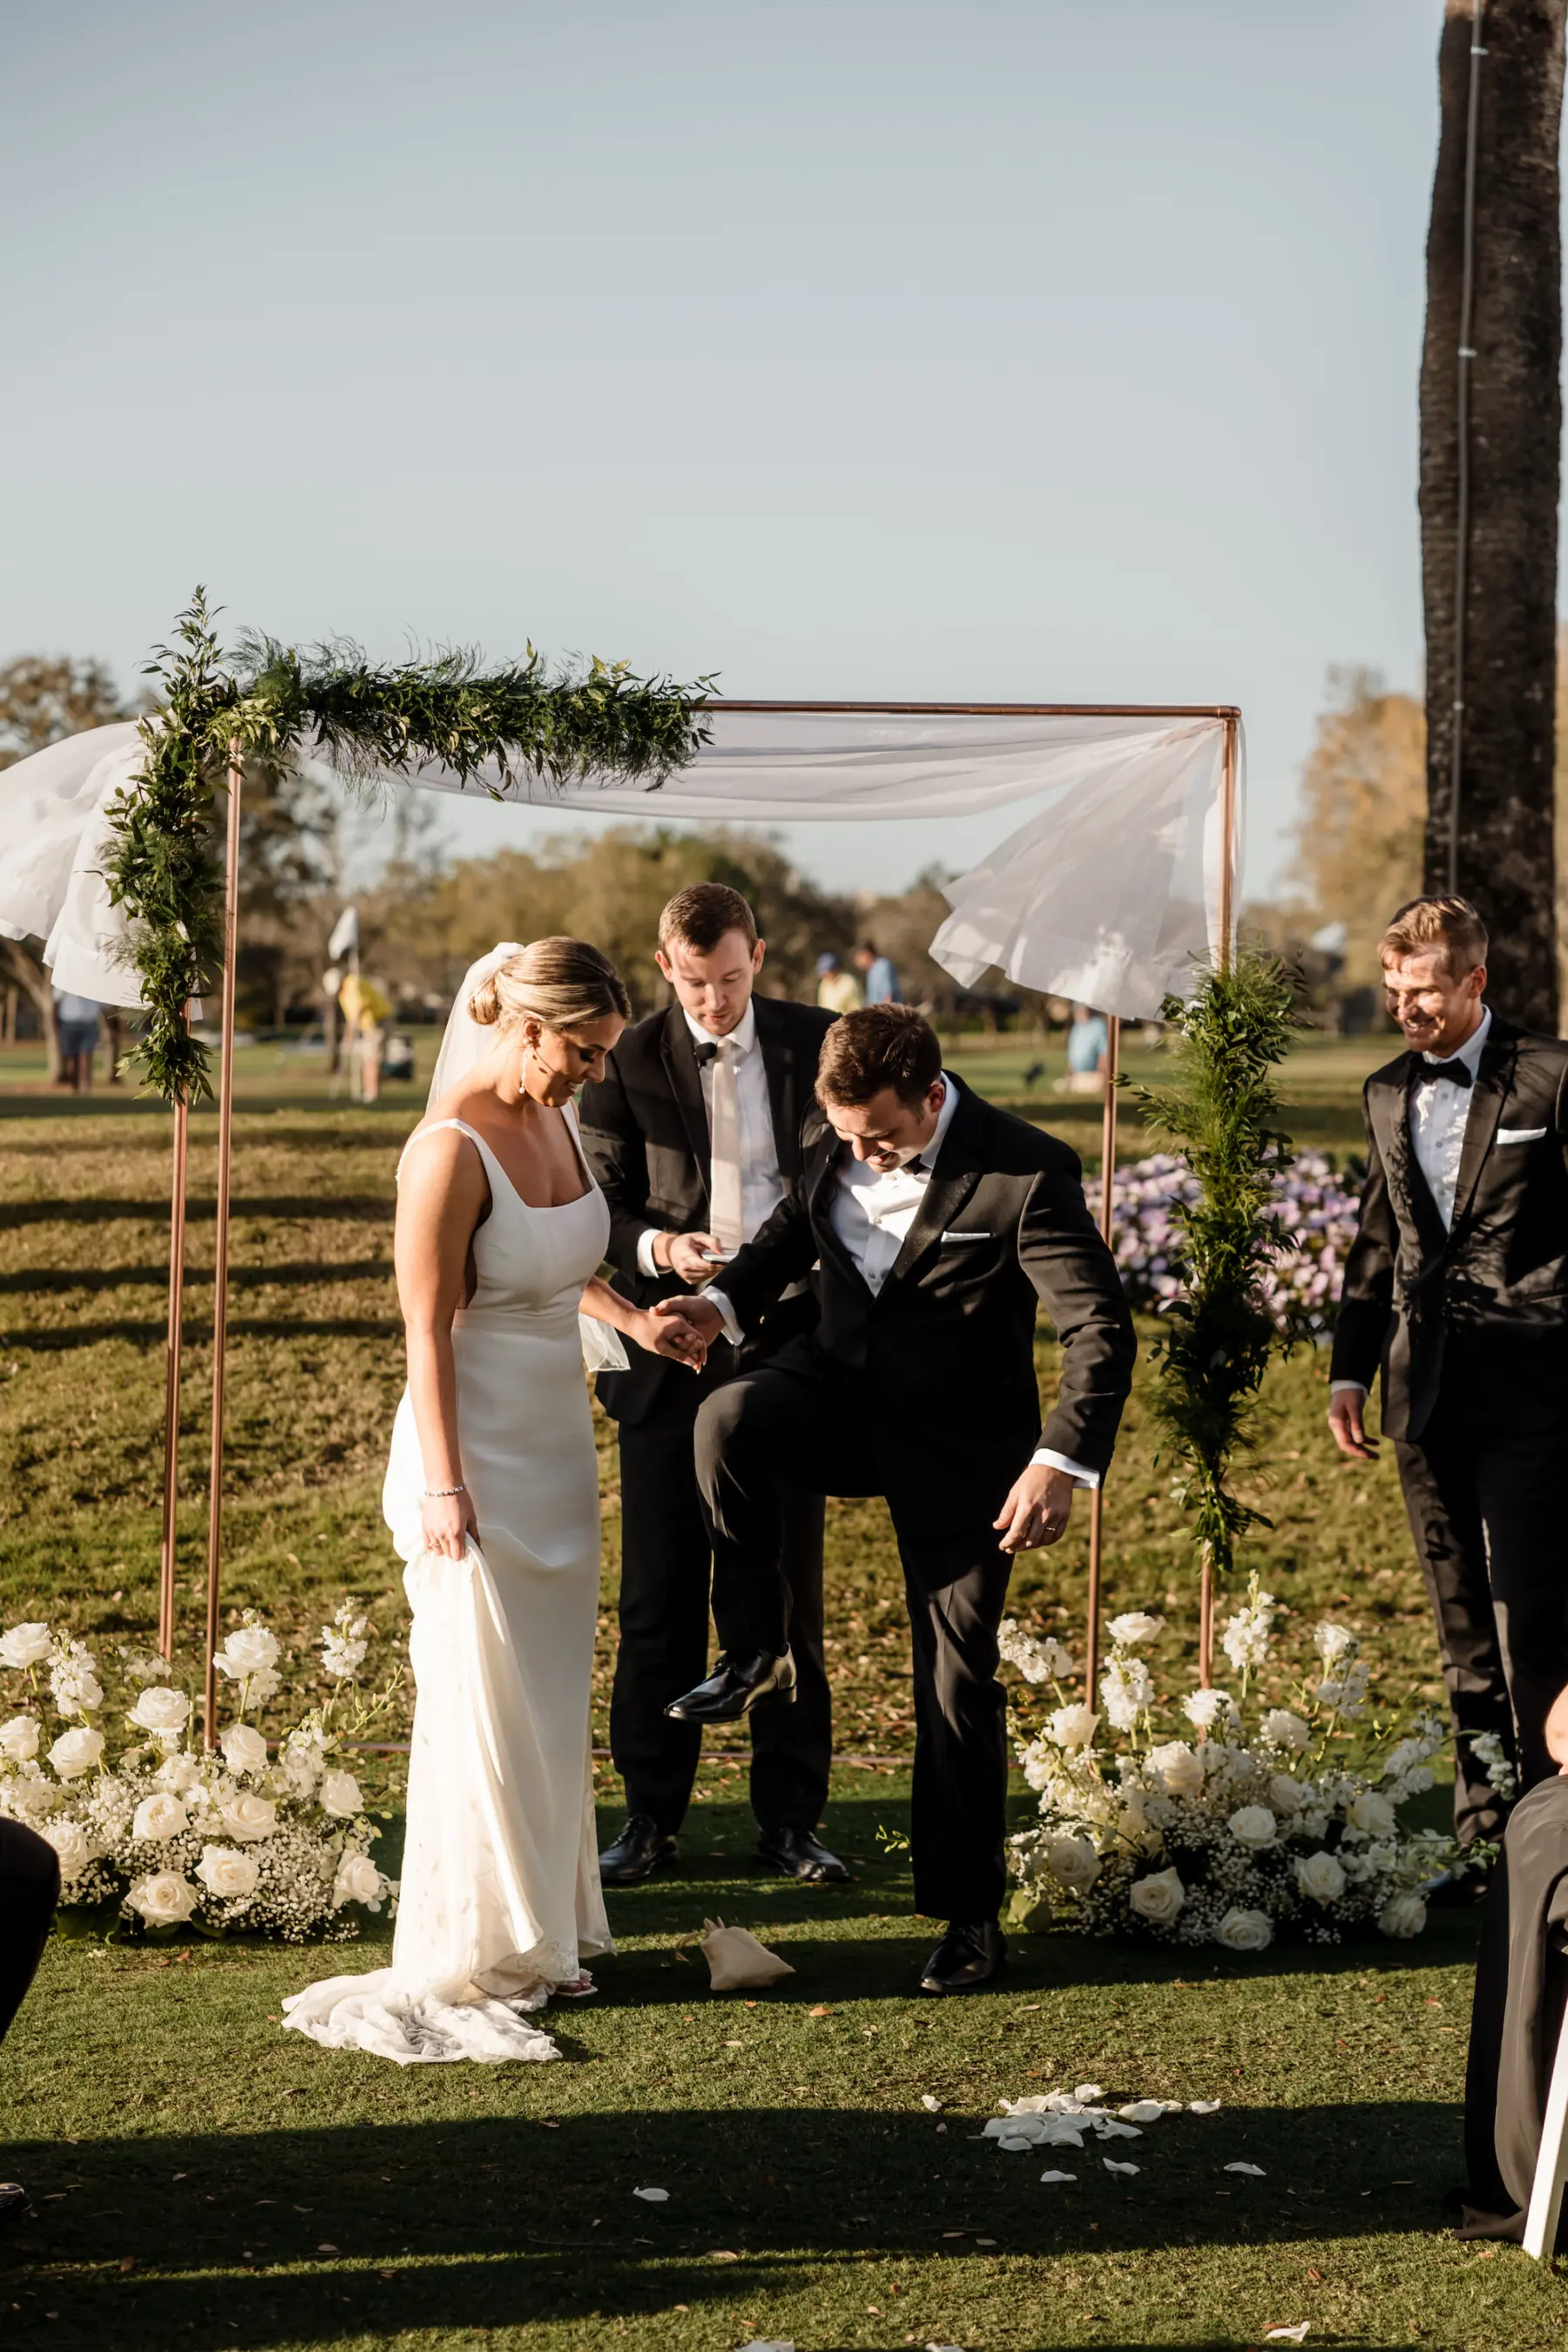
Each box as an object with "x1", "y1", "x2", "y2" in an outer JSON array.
[{"x1": 283, "y1": 938, "x2": 706, "y2": 2064}]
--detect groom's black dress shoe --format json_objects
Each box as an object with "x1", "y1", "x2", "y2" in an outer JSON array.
[
  {"x1": 755, "y1": 1825, "x2": 848, "y2": 1883},
  {"x1": 918, "y1": 1919, "x2": 1007, "y2": 1995},
  {"x1": 0, "y1": 2183, "x2": 29, "y2": 2226},
  {"x1": 665, "y1": 1649, "x2": 797, "y2": 1724},
  {"x1": 598, "y1": 1814, "x2": 679, "y2": 1886}
]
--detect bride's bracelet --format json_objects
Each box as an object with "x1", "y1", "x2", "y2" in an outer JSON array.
[{"x1": 423, "y1": 1483, "x2": 467, "y2": 1497}]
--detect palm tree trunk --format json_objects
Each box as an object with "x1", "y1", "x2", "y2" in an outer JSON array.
[{"x1": 1421, "y1": 0, "x2": 1566, "y2": 1031}]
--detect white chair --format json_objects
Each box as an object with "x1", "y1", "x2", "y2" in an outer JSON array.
[{"x1": 1524, "y1": 1997, "x2": 1568, "y2": 2258}]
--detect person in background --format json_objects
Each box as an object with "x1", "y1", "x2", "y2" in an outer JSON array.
[
  {"x1": 1329, "y1": 895, "x2": 1568, "y2": 1868},
  {"x1": 580, "y1": 884, "x2": 845, "y2": 1888},
  {"x1": 815, "y1": 952, "x2": 863, "y2": 1017},
  {"x1": 51, "y1": 988, "x2": 101, "y2": 1093},
  {"x1": 0, "y1": 1818, "x2": 61, "y2": 2223},
  {"x1": 853, "y1": 941, "x2": 902, "y2": 1005},
  {"x1": 1054, "y1": 1003, "x2": 1109, "y2": 1095}
]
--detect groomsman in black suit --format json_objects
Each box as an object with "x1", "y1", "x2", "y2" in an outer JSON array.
[
  {"x1": 578, "y1": 883, "x2": 844, "y2": 1886},
  {"x1": 660, "y1": 1005, "x2": 1136, "y2": 1993},
  {"x1": 1330, "y1": 896, "x2": 1568, "y2": 1851}
]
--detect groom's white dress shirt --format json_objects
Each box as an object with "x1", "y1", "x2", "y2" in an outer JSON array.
[
  {"x1": 708, "y1": 1073, "x2": 1098, "y2": 1488},
  {"x1": 635, "y1": 1001, "x2": 787, "y2": 1275},
  {"x1": 1331, "y1": 1005, "x2": 1491, "y2": 1401}
]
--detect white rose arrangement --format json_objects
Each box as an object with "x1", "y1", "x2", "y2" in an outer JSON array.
[
  {"x1": 1003, "y1": 1575, "x2": 1476, "y2": 1948},
  {"x1": 0, "y1": 1605, "x2": 402, "y2": 1943}
]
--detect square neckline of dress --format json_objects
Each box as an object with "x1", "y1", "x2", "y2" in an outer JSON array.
[{"x1": 404, "y1": 1107, "x2": 594, "y2": 1213}]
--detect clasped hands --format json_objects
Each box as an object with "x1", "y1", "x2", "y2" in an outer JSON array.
[{"x1": 650, "y1": 1285, "x2": 1078, "y2": 1554}]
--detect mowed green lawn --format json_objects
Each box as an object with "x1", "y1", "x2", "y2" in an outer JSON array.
[{"x1": 1, "y1": 1036, "x2": 1558, "y2": 2352}]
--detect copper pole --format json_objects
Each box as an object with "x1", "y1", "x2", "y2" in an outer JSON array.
[
  {"x1": 204, "y1": 747, "x2": 243, "y2": 1749},
  {"x1": 1199, "y1": 713, "x2": 1242, "y2": 1687},
  {"x1": 157, "y1": 1084, "x2": 190, "y2": 1659},
  {"x1": 1083, "y1": 1014, "x2": 1121, "y2": 1698}
]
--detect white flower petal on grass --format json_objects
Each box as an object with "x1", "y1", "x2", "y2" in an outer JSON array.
[
  {"x1": 632, "y1": 2186, "x2": 670, "y2": 2202},
  {"x1": 920, "y1": 2094, "x2": 942, "y2": 2111},
  {"x1": 1188, "y1": 2099, "x2": 1222, "y2": 2115},
  {"x1": 1074, "y1": 2083, "x2": 1105, "y2": 2101},
  {"x1": 1224, "y1": 2161, "x2": 1266, "y2": 2176},
  {"x1": 1118, "y1": 2101, "x2": 1166, "y2": 2125},
  {"x1": 1038, "y1": 2169, "x2": 1078, "y2": 2183},
  {"x1": 997, "y1": 2135, "x2": 1037, "y2": 2153},
  {"x1": 1263, "y1": 2327, "x2": 1309, "y2": 2343},
  {"x1": 1094, "y1": 2119, "x2": 1142, "y2": 2140},
  {"x1": 1102, "y1": 2158, "x2": 1139, "y2": 2176}
]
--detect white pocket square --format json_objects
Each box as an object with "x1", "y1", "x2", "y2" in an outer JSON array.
[
  {"x1": 1497, "y1": 1127, "x2": 1548, "y2": 1145},
  {"x1": 941, "y1": 1229, "x2": 992, "y2": 1241}
]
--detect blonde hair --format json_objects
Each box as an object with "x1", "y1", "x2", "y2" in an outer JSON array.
[
  {"x1": 1379, "y1": 895, "x2": 1489, "y2": 979},
  {"x1": 469, "y1": 937, "x2": 631, "y2": 1034}
]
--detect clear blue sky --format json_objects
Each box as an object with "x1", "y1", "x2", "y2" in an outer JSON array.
[{"x1": 3, "y1": 3, "x2": 1456, "y2": 897}]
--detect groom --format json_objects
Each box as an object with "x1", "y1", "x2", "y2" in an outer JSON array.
[
  {"x1": 579, "y1": 883, "x2": 844, "y2": 1887},
  {"x1": 660, "y1": 1005, "x2": 1136, "y2": 1992}
]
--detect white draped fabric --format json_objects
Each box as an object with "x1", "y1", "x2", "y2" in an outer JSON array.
[{"x1": 0, "y1": 706, "x2": 1242, "y2": 1019}]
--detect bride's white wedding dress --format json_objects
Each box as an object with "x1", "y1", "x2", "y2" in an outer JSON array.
[{"x1": 282, "y1": 1104, "x2": 612, "y2": 2065}]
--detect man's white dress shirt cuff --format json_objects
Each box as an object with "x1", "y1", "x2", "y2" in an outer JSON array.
[
  {"x1": 702, "y1": 1287, "x2": 746, "y2": 1348},
  {"x1": 635, "y1": 1227, "x2": 665, "y2": 1279},
  {"x1": 1328, "y1": 1380, "x2": 1369, "y2": 1397},
  {"x1": 1031, "y1": 1448, "x2": 1099, "y2": 1490}
]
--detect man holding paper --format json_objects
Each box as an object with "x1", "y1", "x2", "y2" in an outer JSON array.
[{"x1": 579, "y1": 884, "x2": 843, "y2": 1888}]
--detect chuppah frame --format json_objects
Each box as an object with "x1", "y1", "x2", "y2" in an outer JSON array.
[{"x1": 177, "y1": 697, "x2": 1240, "y2": 1738}]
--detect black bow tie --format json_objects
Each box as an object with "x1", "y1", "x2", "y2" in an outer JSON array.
[
  {"x1": 692, "y1": 1040, "x2": 719, "y2": 1067},
  {"x1": 1416, "y1": 1058, "x2": 1474, "y2": 1090}
]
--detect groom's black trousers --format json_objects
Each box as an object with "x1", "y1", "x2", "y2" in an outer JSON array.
[
  {"x1": 696, "y1": 1338, "x2": 1015, "y2": 1923},
  {"x1": 611, "y1": 1367, "x2": 832, "y2": 1839}
]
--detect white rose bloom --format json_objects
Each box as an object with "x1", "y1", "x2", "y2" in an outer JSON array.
[
  {"x1": 1148, "y1": 1740, "x2": 1204, "y2": 1799},
  {"x1": 220, "y1": 1723, "x2": 269, "y2": 1778},
  {"x1": 1215, "y1": 1906, "x2": 1274, "y2": 1952},
  {"x1": 1227, "y1": 1804, "x2": 1278, "y2": 1852},
  {"x1": 1128, "y1": 1866, "x2": 1186, "y2": 1926},
  {"x1": 319, "y1": 1768, "x2": 364, "y2": 1819},
  {"x1": 1044, "y1": 1835, "x2": 1101, "y2": 1895},
  {"x1": 1378, "y1": 1890, "x2": 1428, "y2": 1941},
  {"x1": 213, "y1": 1624, "x2": 280, "y2": 1681},
  {"x1": 1260, "y1": 1708, "x2": 1311, "y2": 1753},
  {"x1": 196, "y1": 1844, "x2": 260, "y2": 1900},
  {"x1": 1347, "y1": 1789, "x2": 1397, "y2": 1839},
  {"x1": 0, "y1": 1716, "x2": 40, "y2": 1764},
  {"x1": 0, "y1": 1622, "x2": 52, "y2": 1670},
  {"x1": 1107, "y1": 1611, "x2": 1165, "y2": 1648},
  {"x1": 48, "y1": 1727, "x2": 105, "y2": 1781},
  {"x1": 1314, "y1": 1621, "x2": 1356, "y2": 1666},
  {"x1": 332, "y1": 1850, "x2": 386, "y2": 1910},
  {"x1": 43, "y1": 1816, "x2": 92, "y2": 1882},
  {"x1": 1294, "y1": 1849, "x2": 1347, "y2": 1905},
  {"x1": 128, "y1": 1869, "x2": 199, "y2": 1926},
  {"x1": 128, "y1": 1686, "x2": 192, "y2": 1737},
  {"x1": 1267, "y1": 1773, "x2": 1309, "y2": 1814},
  {"x1": 217, "y1": 1792, "x2": 278, "y2": 1842},
  {"x1": 132, "y1": 1792, "x2": 190, "y2": 1842},
  {"x1": 1046, "y1": 1703, "x2": 1100, "y2": 1752}
]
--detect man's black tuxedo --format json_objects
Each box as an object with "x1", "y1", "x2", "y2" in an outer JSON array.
[
  {"x1": 1333, "y1": 1011, "x2": 1568, "y2": 1839},
  {"x1": 695, "y1": 1074, "x2": 1137, "y2": 1919},
  {"x1": 578, "y1": 995, "x2": 836, "y2": 1839}
]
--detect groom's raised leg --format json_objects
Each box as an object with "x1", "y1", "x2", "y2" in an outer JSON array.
[
  {"x1": 898, "y1": 1536, "x2": 1014, "y2": 1930},
  {"x1": 607, "y1": 1405, "x2": 713, "y2": 1844}
]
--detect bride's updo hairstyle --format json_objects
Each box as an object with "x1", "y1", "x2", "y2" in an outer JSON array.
[{"x1": 468, "y1": 937, "x2": 631, "y2": 1035}]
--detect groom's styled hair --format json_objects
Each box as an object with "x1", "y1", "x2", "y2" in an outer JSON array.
[
  {"x1": 658, "y1": 882, "x2": 758, "y2": 955},
  {"x1": 817, "y1": 1004, "x2": 942, "y2": 1107},
  {"x1": 1379, "y1": 896, "x2": 1488, "y2": 978}
]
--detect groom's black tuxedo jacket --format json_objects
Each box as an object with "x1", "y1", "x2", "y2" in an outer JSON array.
[
  {"x1": 715, "y1": 1074, "x2": 1136, "y2": 1526},
  {"x1": 579, "y1": 994, "x2": 836, "y2": 1426},
  {"x1": 1331, "y1": 1011, "x2": 1568, "y2": 1443}
]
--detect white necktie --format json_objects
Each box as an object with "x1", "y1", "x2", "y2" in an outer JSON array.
[{"x1": 707, "y1": 1037, "x2": 745, "y2": 1253}]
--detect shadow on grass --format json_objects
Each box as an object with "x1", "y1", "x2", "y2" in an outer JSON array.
[
  {"x1": 0, "y1": 1261, "x2": 394, "y2": 1295},
  {"x1": 0, "y1": 2100, "x2": 1462, "y2": 2350},
  {"x1": 1, "y1": 1196, "x2": 390, "y2": 1227}
]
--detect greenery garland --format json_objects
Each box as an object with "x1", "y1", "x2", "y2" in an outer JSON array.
[
  {"x1": 1132, "y1": 945, "x2": 1301, "y2": 1618},
  {"x1": 103, "y1": 590, "x2": 712, "y2": 1103}
]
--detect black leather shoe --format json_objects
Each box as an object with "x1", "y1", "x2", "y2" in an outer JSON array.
[
  {"x1": 755, "y1": 1825, "x2": 849, "y2": 1883},
  {"x1": 918, "y1": 1919, "x2": 1007, "y2": 1995},
  {"x1": 598, "y1": 1814, "x2": 679, "y2": 1886},
  {"x1": 665, "y1": 1650, "x2": 796, "y2": 1724},
  {"x1": 0, "y1": 2183, "x2": 28, "y2": 2226}
]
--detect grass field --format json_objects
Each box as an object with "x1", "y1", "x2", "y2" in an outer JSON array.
[{"x1": 3, "y1": 1031, "x2": 1556, "y2": 2352}]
